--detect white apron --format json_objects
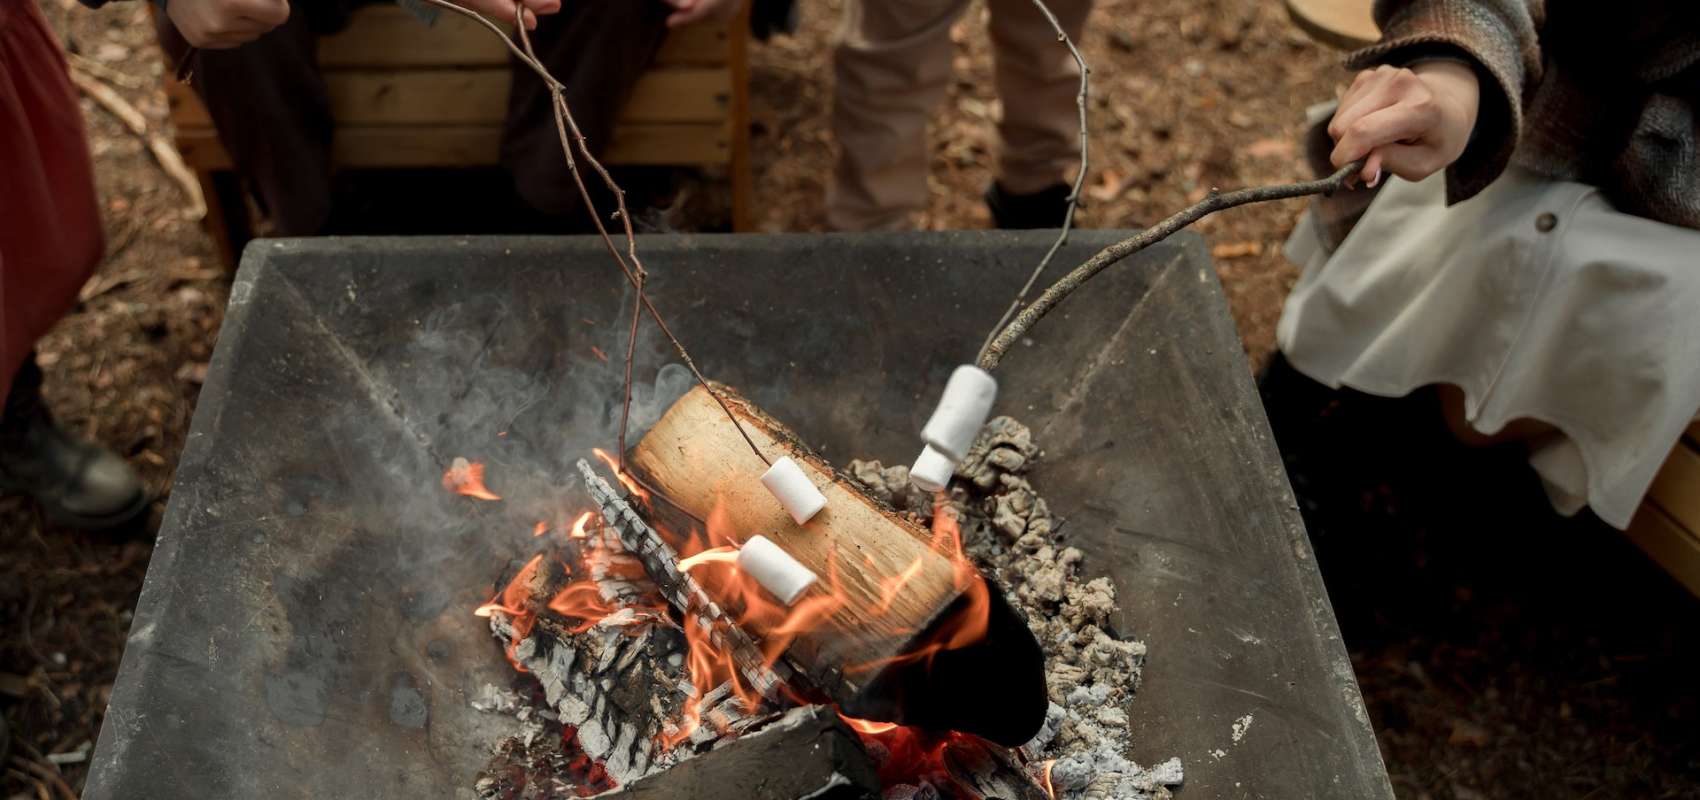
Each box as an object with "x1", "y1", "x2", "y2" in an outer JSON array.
[{"x1": 1279, "y1": 166, "x2": 1700, "y2": 529}]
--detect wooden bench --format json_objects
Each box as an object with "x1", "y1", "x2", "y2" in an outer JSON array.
[
  {"x1": 166, "y1": 4, "x2": 752, "y2": 265},
  {"x1": 1628, "y1": 422, "x2": 1700, "y2": 596}
]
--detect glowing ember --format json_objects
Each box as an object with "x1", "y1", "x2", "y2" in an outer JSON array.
[
  {"x1": 533, "y1": 521, "x2": 549, "y2": 537},
  {"x1": 443, "y1": 457, "x2": 502, "y2": 501}
]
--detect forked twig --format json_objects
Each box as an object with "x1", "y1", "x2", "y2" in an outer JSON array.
[
  {"x1": 976, "y1": 158, "x2": 1365, "y2": 370},
  {"x1": 413, "y1": 0, "x2": 770, "y2": 468},
  {"x1": 975, "y1": 0, "x2": 1089, "y2": 365}
]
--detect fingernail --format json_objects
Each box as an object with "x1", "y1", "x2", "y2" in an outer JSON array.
[{"x1": 1367, "y1": 168, "x2": 1382, "y2": 189}]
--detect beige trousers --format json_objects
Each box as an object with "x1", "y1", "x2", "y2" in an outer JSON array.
[{"x1": 827, "y1": 0, "x2": 1091, "y2": 231}]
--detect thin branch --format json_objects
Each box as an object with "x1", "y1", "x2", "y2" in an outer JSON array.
[
  {"x1": 67, "y1": 66, "x2": 206, "y2": 219},
  {"x1": 976, "y1": 158, "x2": 1366, "y2": 371},
  {"x1": 412, "y1": 0, "x2": 770, "y2": 466},
  {"x1": 976, "y1": 0, "x2": 1089, "y2": 364}
]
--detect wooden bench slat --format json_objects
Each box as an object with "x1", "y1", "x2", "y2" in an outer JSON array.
[
  {"x1": 1648, "y1": 441, "x2": 1700, "y2": 536},
  {"x1": 1625, "y1": 503, "x2": 1700, "y2": 597},
  {"x1": 174, "y1": 122, "x2": 729, "y2": 169},
  {"x1": 316, "y1": 5, "x2": 728, "y2": 68},
  {"x1": 168, "y1": 67, "x2": 730, "y2": 129}
]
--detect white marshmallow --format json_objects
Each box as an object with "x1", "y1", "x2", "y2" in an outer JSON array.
[
  {"x1": 737, "y1": 535, "x2": 818, "y2": 606},
  {"x1": 761, "y1": 456, "x2": 827, "y2": 525},
  {"x1": 909, "y1": 445, "x2": 955, "y2": 493},
  {"x1": 920, "y1": 365, "x2": 998, "y2": 461}
]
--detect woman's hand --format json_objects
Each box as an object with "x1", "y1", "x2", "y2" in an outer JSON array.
[
  {"x1": 1328, "y1": 61, "x2": 1480, "y2": 187},
  {"x1": 660, "y1": 0, "x2": 744, "y2": 29},
  {"x1": 167, "y1": 0, "x2": 291, "y2": 48},
  {"x1": 453, "y1": 0, "x2": 563, "y2": 31}
]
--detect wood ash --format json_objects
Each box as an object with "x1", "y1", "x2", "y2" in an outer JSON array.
[{"x1": 849, "y1": 416, "x2": 1184, "y2": 800}]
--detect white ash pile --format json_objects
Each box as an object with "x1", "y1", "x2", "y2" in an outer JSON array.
[{"x1": 850, "y1": 416, "x2": 1183, "y2": 800}]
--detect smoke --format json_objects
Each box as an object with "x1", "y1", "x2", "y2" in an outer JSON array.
[{"x1": 617, "y1": 362, "x2": 693, "y2": 444}]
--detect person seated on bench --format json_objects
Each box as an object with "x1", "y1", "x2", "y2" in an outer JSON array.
[
  {"x1": 1266, "y1": 0, "x2": 1700, "y2": 530},
  {"x1": 125, "y1": 0, "x2": 742, "y2": 233}
]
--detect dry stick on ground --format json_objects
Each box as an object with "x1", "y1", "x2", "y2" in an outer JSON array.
[
  {"x1": 410, "y1": 0, "x2": 770, "y2": 470},
  {"x1": 66, "y1": 67, "x2": 207, "y2": 220},
  {"x1": 975, "y1": 0, "x2": 1089, "y2": 364},
  {"x1": 976, "y1": 158, "x2": 1366, "y2": 371}
]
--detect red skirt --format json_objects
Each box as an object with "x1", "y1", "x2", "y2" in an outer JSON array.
[{"x1": 0, "y1": 0, "x2": 103, "y2": 401}]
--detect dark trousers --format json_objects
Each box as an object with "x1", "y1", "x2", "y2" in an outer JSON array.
[{"x1": 155, "y1": 0, "x2": 671, "y2": 234}]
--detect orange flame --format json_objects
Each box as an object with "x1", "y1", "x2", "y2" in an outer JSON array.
[
  {"x1": 444, "y1": 457, "x2": 502, "y2": 501},
  {"x1": 592, "y1": 447, "x2": 650, "y2": 502},
  {"x1": 533, "y1": 521, "x2": 549, "y2": 537},
  {"x1": 474, "y1": 554, "x2": 543, "y2": 671},
  {"x1": 846, "y1": 495, "x2": 992, "y2": 676},
  {"x1": 678, "y1": 545, "x2": 738, "y2": 572},
  {"x1": 841, "y1": 714, "x2": 899, "y2": 735},
  {"x1": 1040, "y1": 759, "x2": 1057, "y2": 800},
  {"x1": 569, "y1": 511, "x2": 594, "y2": 539}
]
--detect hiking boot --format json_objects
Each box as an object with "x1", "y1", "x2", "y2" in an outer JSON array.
[
  {"x1": 985, "y1": 182, "x2": 1074, "y2": 230},
  {"x1": 0, "y1": 361, "x2": 148, "y2": 531}
]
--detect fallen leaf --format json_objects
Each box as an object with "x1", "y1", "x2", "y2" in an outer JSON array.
[
  {"x1": 1211, "y1": 241, "x2": 1264, "y2": 259},
  {"x1": 1448, "y1": 719, "x2": 1490, "y2": 747},
  {"x1": 1088, "y1": 169, "x2": 1130, "y2": 202},
  {"x1": 1246, "y1": 138, "x2": 1297, "y2": 159},
  {"x1": 175, "y1": 362, "x2": 209, "y2": 385}
]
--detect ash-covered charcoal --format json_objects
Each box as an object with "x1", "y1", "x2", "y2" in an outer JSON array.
[
  {"x1": 850, "y1": 416, "x2": 1182, "y2": 800},
  {"x1": 598, "y1": 705, "x2": 880, "y2": 800}
]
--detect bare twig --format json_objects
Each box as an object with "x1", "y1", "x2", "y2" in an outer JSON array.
[
  {"x1": 67, "y1": 66, "x2": 207, "y2": 219},
  {"x1": 411, "y1": 0, "x2": 771, "y2": 467},
  {"x1": 9, "y1": 754, "x2": 76, "y2": 800},
  {"x1": 976, "y1": 158, "x2": 1366, "y2": 370},
  {"x1": 976, "y1": 0, "x2": 1089, "y2": 364},
  {"x1": 66, "y1": 53, "x2": 148, "y2": 90}
]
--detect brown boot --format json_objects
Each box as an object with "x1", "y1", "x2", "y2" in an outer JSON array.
[{"x1": 0, "y1": 358, "x2": 148, "y2": 530}]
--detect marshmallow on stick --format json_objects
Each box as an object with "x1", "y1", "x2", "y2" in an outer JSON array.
[
  {"x1": 909, "y1": 445, "x2": 955, "y2": 493},
  {"x1": 737, "y1": 534, "x2": 819, "y2": 606},
  {"x1": 921, "y1": 366, "x2": 998, "y2": 462},
  {"x1": 761, "y1": 456, "x2": 828, "y2": 525}
]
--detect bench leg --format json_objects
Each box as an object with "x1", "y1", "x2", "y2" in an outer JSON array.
[{"x1": 198, "y1": 169, "x2": 252, "y2": 270}]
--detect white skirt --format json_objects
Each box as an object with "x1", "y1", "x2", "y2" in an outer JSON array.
[{"x1": 1279, "y1": 166, "x2": 1700, "y2": 529}]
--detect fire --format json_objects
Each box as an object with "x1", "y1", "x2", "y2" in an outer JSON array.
[
  {"x1": 569, "y1": 511, "x2": 593, "y2": 538},
  {"x1": 592, "y1": 447, "x2": 650, "y2": 502},
  {"x1": 466, "y1": 452, "x2": 1015, "y2": 795},
  {"x1": 1040, "y1": 759, "x2": 1057, "y2": 800},
  {"x1": 474, "y1": 553, "x2": 544, "y2": 671},
  {"x1": 678, "y1": 545, "x2": 738, "y2": 572},
  {"x1": 444, "y1": 457, "x2": 502, "y2": 500},
  {"x1": 846, "y1": 496, "x2": 992, "y2": 675}
]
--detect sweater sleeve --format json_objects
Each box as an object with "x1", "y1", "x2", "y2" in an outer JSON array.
[{"x1": 1347, "y1": 0, "x2": 1545, "y2": 203}]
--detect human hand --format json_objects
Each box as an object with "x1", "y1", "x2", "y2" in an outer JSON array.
[
  {"x1": 660, "y1": 0, "x2": 744, "y2": 29},
  {"x1": 166, "y1": 0, "x2": 291, "y2": 49},
  {"x1": 1328, "y1": 61, "x2": 1480, "y2": 187},
  {"x1": 452, "y1": 0, "x2": 562, "y2": 30}
]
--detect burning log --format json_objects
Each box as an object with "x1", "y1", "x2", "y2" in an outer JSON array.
[
  {"x1": 625, "y1": 384, "x2": 1048, "y2": 746},
  {"x1": 597, "y1": 706, "x2": 880, "y2": 800},
  {"x1": 579, "y1": 460, "x2": 792, "y2": 701}
]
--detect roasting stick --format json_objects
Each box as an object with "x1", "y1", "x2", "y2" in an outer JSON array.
[
  {"x1": 410, "y1": 0, "x2": 772, "y2": 478},
  {"x1": 975, "y1": 0, "x2": 1091, "y2": 364}
]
